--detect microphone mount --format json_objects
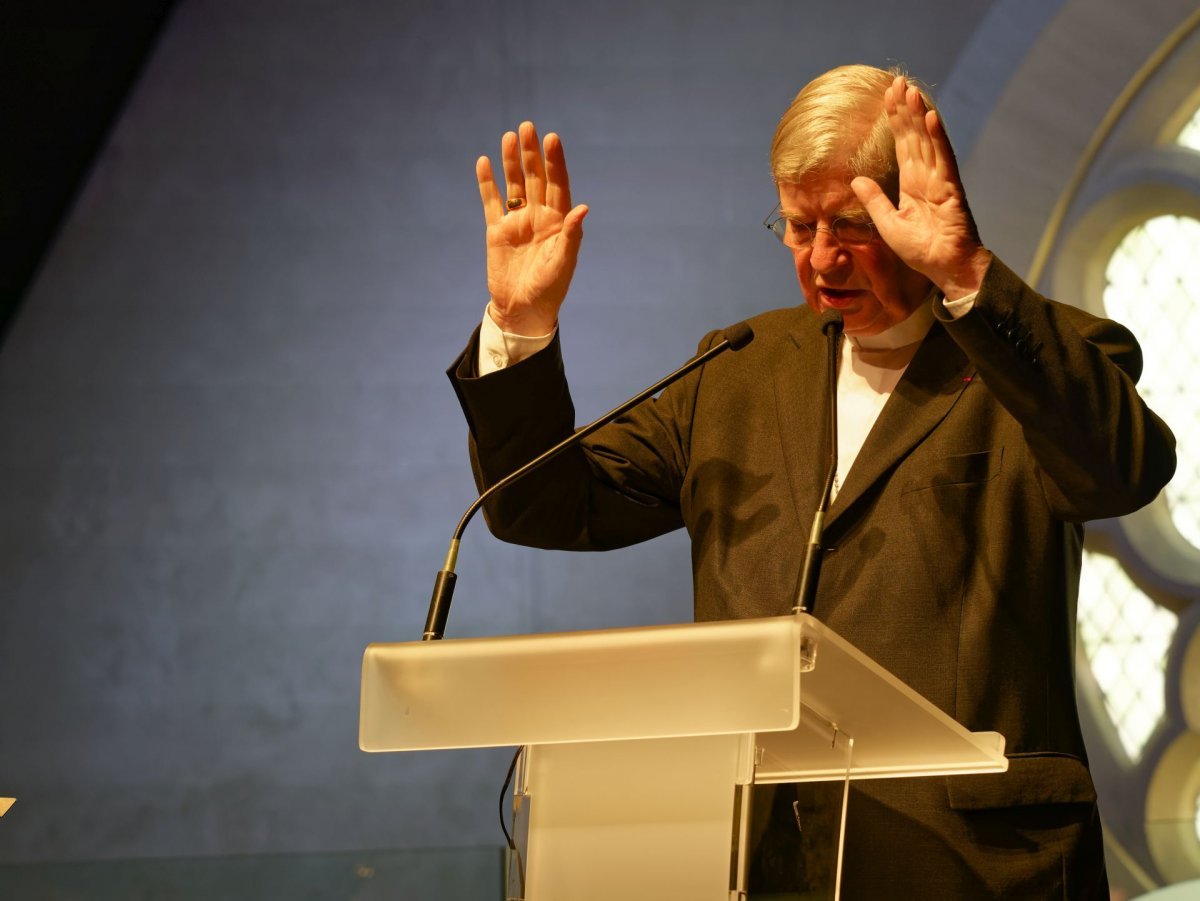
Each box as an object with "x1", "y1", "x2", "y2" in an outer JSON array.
[{"x1": 794, "y1": 309, "x2": 843, "y2": 614}]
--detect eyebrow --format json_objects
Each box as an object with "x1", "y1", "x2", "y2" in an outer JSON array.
[{"x1": 779, "y1": 209, "x2": 871, "y2": 221}]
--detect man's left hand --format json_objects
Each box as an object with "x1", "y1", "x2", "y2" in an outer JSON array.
[{"x1": 852, "y1": 75, "x2": 992, "y2": 301}]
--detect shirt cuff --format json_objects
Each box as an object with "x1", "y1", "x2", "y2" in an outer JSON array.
[
  {"x1": 940, "y1": 291, "x2": 978, "y2": 320},
  {"x1": 477, "y1": 303, "x2": 557, "y2": 375}
]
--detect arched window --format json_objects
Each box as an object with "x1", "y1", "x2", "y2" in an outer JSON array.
[
  {"x1": 1056, "y1": 66, "x2": 1200, "y2": 892},
  {"x1": 948, "y1": 3, "x2": 1200, "y2": 890}
]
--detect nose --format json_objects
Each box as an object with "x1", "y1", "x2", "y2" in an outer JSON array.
[{"x1": 808, "y1": 229, "x2": 848, "y2": 273}]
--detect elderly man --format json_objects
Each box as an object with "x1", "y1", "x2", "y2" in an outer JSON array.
[{"x1": 449, "y1": 65, "x2": 1176, "y2": 898}]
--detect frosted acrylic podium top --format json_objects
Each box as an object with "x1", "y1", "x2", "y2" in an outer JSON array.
[
  {"x1": 360, "y1": 613, "x2": 1007, "y2": 781},
  {"x1": 361, "y1": 615, "x2": 802, "y2": 751}
]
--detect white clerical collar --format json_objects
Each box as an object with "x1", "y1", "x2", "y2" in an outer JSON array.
[{"x1": 847, "y1": 288, "x2": 938, "y2": 351}]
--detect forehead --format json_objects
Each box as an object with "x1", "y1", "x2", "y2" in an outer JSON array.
[{"x1": 777, "y1": 171, "x2": 861, "y2": 217}]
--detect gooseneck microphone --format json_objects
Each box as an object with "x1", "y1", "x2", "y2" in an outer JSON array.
[
  {"x1": 422, "y1": 321, "x2": 756, "y2": 640},
  {"x1": 794, "y1": 309, "x2": 844, "y2": 614}
]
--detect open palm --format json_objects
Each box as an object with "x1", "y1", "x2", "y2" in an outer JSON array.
[
  {"x1": 478, "y1": 122, "x2": 588, "y2": 335},
  {"x1": 853, "y1": 76, "x2": 990, "y2": 300}
]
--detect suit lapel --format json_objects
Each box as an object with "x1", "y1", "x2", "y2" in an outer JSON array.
[
  {"x1": 772, "y1": 311, "x2": 834, "y2": 526},
  {"x1": 827, "y1": 322, "x2": 974, "y2": 527}
]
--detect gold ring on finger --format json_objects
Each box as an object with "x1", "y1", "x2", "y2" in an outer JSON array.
[{"x1": 506, "y1": 197, "x2": 527, "y2": 211}]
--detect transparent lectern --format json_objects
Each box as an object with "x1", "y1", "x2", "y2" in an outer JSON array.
[{"x1": 360, "y1": 612, "x2": 1007, "y2": 900}]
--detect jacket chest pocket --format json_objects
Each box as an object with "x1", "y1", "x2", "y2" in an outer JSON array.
[{"x1": 901, "y1": 448, "x2": 1004, "y2": 495}]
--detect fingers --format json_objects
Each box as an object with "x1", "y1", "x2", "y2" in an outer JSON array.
[
  {"x1": 925, "y1": 108, "x2": 961, "y2": 185},
  {"x1": 519, "y1": 121, "x2": 547, "y2": 207},
  {"x1": 543, "y1": 132, "x2": 573, "y2": 213},
  {"x1": 480, "y1": 118, "x2": 573, "y2": 230},
  {"x1": 477, "y1": 155, "x2": 504, "y2": 225},
  {"x1": 488, "y1": 121, "x2": 566, "y2": 213},
  {"x1": 887, "y1": 75, "x2": 964, "y2": 191},
  {"x1": 887, "y1": 76, "x2": 934, "y2": 171},
  {"x1": 500, "y1": 129, "x2": 525, "y2": 206},
  {"x1": 906, "y1": 83, "x2": 936, "y2": 170}
]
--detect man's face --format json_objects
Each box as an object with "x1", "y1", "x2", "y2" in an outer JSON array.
[{"x1": 778, "y1": 172, "x2": 931, "y2": 336}]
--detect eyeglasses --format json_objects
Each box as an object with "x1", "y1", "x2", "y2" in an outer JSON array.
[{"x1": 763, "y1": 203, "x2": 877, "y2": 248}]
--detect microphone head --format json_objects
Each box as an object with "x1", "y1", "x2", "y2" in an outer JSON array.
[
  {"x1": 723, "y1": 321, "x2": 755, "y2": 350},
  {"x1": 818, "y1": 309, "x2": 844, "y2": 337}
]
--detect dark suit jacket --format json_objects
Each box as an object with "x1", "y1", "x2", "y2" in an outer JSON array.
[{"x1": 450, "y1": 257, "x2": 1176, "y2": 899}]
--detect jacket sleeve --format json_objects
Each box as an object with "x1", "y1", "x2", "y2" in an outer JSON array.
[
  {"x1": 937, "y1": 256, "x2": 1176, "y2": 521},
  {"x1": 447, "y1": 326, "x2": 708, "y2": 550}
]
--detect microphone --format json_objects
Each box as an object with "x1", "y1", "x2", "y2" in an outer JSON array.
[
  {"x1": 794, "y1": 309, "x2": 843, "y2": 614},
  {"x1": 422, "y1": 321, "x2": 756, "y2": 640},
  {"x1": 818, "y1": 309, "x2": 844, "y2": 338}
]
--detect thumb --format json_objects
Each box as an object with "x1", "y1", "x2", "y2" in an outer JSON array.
[
  {"x1": 851, "y1": 176, "x2": 894, "y2": 225},
  {"x1": 560, "y1": 204, "x2": 589, "y2": 260}
]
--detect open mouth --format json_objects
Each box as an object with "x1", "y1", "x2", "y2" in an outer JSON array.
[{"x1": 817, "y1": 287, "x2": 864, "y2": 308}]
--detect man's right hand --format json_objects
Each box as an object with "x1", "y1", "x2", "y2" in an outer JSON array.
[{"x1": 477, "y1": 121, "x2": 589, "y2": 336}]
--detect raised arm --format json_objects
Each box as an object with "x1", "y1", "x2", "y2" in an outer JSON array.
[{"x1": 853, "y1": 76, "x2": 1174, "y2": 517}]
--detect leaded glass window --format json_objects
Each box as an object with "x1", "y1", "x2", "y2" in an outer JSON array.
[
  {"x1": 1077, "y1": 551, "x2": 1178, "y2": 762},
  {"x1": 1102, "y1": 214, "x2": 1200, "y2": 550}
]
